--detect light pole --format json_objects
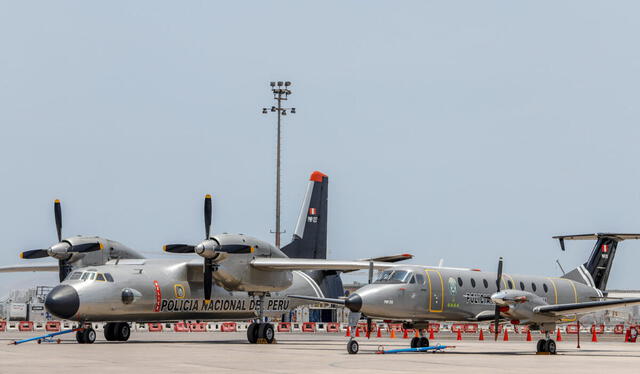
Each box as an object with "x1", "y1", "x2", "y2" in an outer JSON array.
[{"x1": 262, "y1": 81, "x2": 296, "y2": 248}]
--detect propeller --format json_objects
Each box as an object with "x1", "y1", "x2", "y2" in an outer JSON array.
[
  {"x1": 494, "y1": 257, "x2": 503, "y2": 341},
  {"x1": 366, "y1": 260, "x2": 374, "y2": 339},
  {"x1": 164, "y1": 194, "x2": 217, "y2": 301},
  {"x1": 20, "y1": 199, "x2": 103, "y2": 282}
]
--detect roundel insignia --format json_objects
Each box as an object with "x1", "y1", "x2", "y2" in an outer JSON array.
[{"x1": 448, "y1": 277, "x2": 458, "y2": 296}]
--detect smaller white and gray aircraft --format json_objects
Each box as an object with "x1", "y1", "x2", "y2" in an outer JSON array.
[{"x1": 290, "y1": 233, "x2": 640, "y2": 354}]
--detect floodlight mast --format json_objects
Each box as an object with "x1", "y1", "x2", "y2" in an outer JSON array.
[{"x1": 262, "y1": 81, "x2": 296, "y2": 248}]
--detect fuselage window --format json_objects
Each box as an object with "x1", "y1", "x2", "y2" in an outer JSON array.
[
  {"x1": 104, "y1": 273, "x2": 114, "y2": 282},
  {"x1": 96, "y1": 273, "x2": 106, "y2": 281},
  {"x1": 531, "y1": 283, "x2": 537, "y2": 292},
  {"x1": 507, "y1": 280, "x2": 514, "y2": 289},
  {"x1": 543, "y1": 283, "x2": 548, "y2": 293},
  {"x1": 67, "y1": 272, "x2": 82, "y2": 281},
  {"x1": 415, "y1": 274, "x2": 425, "y2": 285},
  {"x1": 483, "y1": 279, "x2": 488, "y2": 288},
  {"x1": 80, "y1": 272, "x2": 90, "y2": 281},
  {"x1": 457, "y1": 277, "x2": 463, "y2": 287},
  {"x1": 519, "y1": 281, "x2": 525, "y2": 291},
  {"x1": 470, "y1": 278, "x2": 476, "y2": 288}
]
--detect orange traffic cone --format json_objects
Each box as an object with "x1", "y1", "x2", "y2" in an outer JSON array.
[
  {"x1": 390, "y1": 328, "x2": 396, "y2": 339},
  {"x1": 556, "y1": 328, "x2": 563, "y2": 342},
  {"x1": 591, "y1": 328, "x2": 598, "y2": 342},
  {"x1": 345, "y1": 326, "x2": 351, "y2": 337},
  {"x1": 503, "y1": 329, "x2": 509, "y2": 341},
  {"x1": 479, "y1": 328, "x2": 484, "y2": 341},
  {"x1": 403, "y1": 329, "x2": 409, "y2": 339},
  {"x1": 526, "y1": 329, "x2": 532, "y2": 341},
  {"x1": 355, "y1": 327, "x2": 360, "y2": 337},
  {"x1": 456, "y1": 330, "x2": 462, "y2": 341},
  {"x1": 414, "y1": 329, "x2": 420, "y2": 338},
  {"x1": 376, "y1": 327, "x2": 382, "y2": 338},
  {"x1": 429, "y1": 329, "x2": 435, "y2": 340}
]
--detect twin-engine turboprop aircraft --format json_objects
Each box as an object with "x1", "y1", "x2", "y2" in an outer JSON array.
[
  {"x1": 291, "y1": 233, "x2": 640, "y2": 354},
  {"x1": 8, "y1": 171, "x2": 410, "y2": 345}
]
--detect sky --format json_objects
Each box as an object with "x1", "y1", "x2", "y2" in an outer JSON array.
[{"x1": 2, "y1": 1, "x2": 640, "y2": 297}]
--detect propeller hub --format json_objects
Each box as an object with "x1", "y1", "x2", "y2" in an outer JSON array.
[
  {"x1": 195, "y1": 239, "x2": 219, "y2": 259},
  {"x1": 47, "y1": 242, "x2": 72, "y2": 259}
]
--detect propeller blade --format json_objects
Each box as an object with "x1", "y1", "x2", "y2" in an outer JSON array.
[
  {"x1": 204, "y1": 194, "x2": 212, "y2": 239},
  {"x1": 58, "y1": 259, "x2": 72, "y2": 282},
  {"x1": 494, "y1": 257, "x2": 503, "y2": 341},
  {"x1": 163, "y1": 244, "x2": 196, "y2": 253},
  {"x1": 54, "y1": 199, "x2": 62, "y2": 242},
  {"x1": 20, "y1": 249, "x2": 49, "y2": 259},
  {"x1": 368, "y1": 261, "x2": 374, "y2": 284},
  {"x1": 204, "y1": 258, "x2": 213, "y2": 301},
  {"x1": 68, "y1": 242, "x2": 103, "y2": 253}
]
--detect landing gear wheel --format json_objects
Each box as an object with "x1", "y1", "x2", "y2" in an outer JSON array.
[
  {"x1": 83, "y1": 328, "x2": 96, "y2": 344},
  {"x1": 76, "y1": 330, "x2": 86, "y2": 344},
  {"x1": 547, "y1": 340, "x2": 556, "y2": 355},
  {"x1": 258, "y1": 323, "x2": 275, "y2": 344},
  {"x1": 419, "y1": 337, "x2": 429, "y2": 348},
  {"x1": 410, "y1": 337, "x2": 419, "y2": 348},
  {"x1": 104, "y1": 323, "x2": 117, "y2": 341},
  {"x1": 115, "y1": 323, "x2": 131, "y2": 341},
  {"x1": 247, "y1": 323, "x2": 259, "y2": 344},
  {"x1": 347, "y1": 339, "x2": 359, "y2": 354},
  {"x1": 536, "y1": 339, "x2": 546, "y2": 353}
]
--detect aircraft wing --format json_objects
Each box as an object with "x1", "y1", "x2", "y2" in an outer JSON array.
[
  {"x1": 250, "y1": 258, "x2": 406, "y2": 272},
  {"x1": 359, "y1": 254, "x2": 413, "y2": 263},
  {"x1": 0, "y1": 264, "x2": 59, "y2": 273},
  {"x1": 533, "y1": 298, "x2": 640, "y2": 316}
]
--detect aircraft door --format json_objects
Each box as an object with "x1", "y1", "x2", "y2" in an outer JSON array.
[{"x1": 425, "y1": 270, "x2": 444, "y2": 312}]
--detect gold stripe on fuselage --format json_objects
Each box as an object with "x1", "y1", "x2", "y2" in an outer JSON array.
[
  {"x1": 546, "y1": 277, "x2": 558, "y2": 304},
  {"x1": 424, "y1": 269, "x2": 444, "y2": 312}
]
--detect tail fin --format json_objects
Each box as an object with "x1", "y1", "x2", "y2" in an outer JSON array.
[
  {"x1": 554, "y1": 233, "x2": 640, "y2": 290},
  {"x1": 282, "y1": 171, "x2": 328, "y2": 259}
]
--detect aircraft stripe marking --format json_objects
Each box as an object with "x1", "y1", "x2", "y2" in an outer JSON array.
[
  {"x1": 580, "y1": 265, "x2": 597, "y2": 289},
  {"x1": 295, "y1": 271, "x2": 324, "y2": 298},
  {"x1": 424, "y1": 269, "x2": 444, "y2": 312},
  {"x1": 153, "y1": 280, "x2": 162, "y2": 312},
  {"x1": 547, "y1": 278, "x2": 558, "y2": 304},
  {"x1": 576, "y1": 265, "x2": 593, "y2": 288}
]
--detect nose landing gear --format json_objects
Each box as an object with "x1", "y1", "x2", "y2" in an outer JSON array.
[{"x1": 75, "y1": 326, "x2": 96, "y2": 344}]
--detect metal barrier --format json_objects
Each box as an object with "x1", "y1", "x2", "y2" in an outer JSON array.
[
  {"x1": 148, "y1": 323, "x2": 163, "y2": 332},
  {"x1": 45, "y1": 321, "x2": 61, "y2": 332},
  {"x1": 278, "y1": 322, "x2": 292, "y2": 332},
  {"x1": 220, "y1": 322, "x2": 237, "y2": 332},
  {"x1": 302, "y1": 322, "x2": 316, "y2": 332},
  {"x1": 18, "y1": 321, "x2": 34, "y2": 332}
]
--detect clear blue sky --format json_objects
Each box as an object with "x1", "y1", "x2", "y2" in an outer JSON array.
[{"x1": 2, "y1": 1, "x2": 640, "y2": 296}]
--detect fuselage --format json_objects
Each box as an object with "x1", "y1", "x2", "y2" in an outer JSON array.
[
  {"x1": 352, "y1": 265, "x2": 601, "y2": 324},
  {"x1": 45, "y1": 258, "x2": 324, "y2": 322}
]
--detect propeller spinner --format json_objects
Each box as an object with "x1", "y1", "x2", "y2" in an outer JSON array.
[{"x1": 20, "y1": 199, "x2": 103, "y2": 282}]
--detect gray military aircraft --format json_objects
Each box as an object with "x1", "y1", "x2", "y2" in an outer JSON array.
[
  {"x1": 4, "y1": 171, "x2": 408, "y2": 345},
  {"x1": 0, "y1": 199, "x2": 145, "y2": 280},
  {"x1": 290, "y1": 233, "x2": 640, "y2": 354}
]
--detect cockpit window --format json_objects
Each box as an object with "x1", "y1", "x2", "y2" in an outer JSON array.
[
  {"x1": 375, "y1": 270, "x2": 411, "y2": 283},
  {"x1": 415, "y1": 274, "x2": 425, "y2": 285},
  {"x1": 80, "y1": 272, "x2": 90, "y2": 281},
  {"x1": 409, "y1": 275, "x2": 416, "y2": 284},
  {"x1": 96, "y1": 273, "x2": 106, "y2": 281},
  {"x1": 104, "y1": 273, "x2": 114, "y2": 282},
  {"x1": 67, "y1": 272, "x2": 82, "y2": 281},
  {"x1": 89, "y1": 273, "x2": 96, "y2": 280}
]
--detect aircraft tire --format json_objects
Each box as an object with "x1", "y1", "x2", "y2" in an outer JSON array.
[
  {"x1": 104, "y1": 323, "x2": 117, "y2": 341},
  {"x1": 547, "y1": 340, "x2": 556, "y2": 355},
  {"x1": 76, "y1": 330, "x2": 86, "y2": 344},
  {"x1": 83, "y1": 328, "x2": 96, "y2": 344},
  {"x1": 247, "y1": 323, "x2": 259, "y2": 344},
  {"x1": 258, "y1": 323, "x2": 275, "y2": 344},
  {"x1": 536, "y1": 339, "x2": 547, "y2": 353},
  {"x1": 116, "y1": 323, "x2": 131, "y2": 342},
  {"x1": 410, "y1": 337, "x2": 419, "y2": 348},
  {"x1": 347, "y1": 339, "x2": 359, "y2": 354},
  {"x1": 419, "y1": 337, "x2": 429, "y2": 348}
]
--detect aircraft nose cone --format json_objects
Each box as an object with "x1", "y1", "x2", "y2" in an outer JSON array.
[
  {"x1": 344, "y1": 293, "x2": 362, "y2": 313},
  {"x1": 45, "y1": 285, "x2": 79, "y2": 319}
]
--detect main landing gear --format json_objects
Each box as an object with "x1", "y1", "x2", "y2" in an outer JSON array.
[
  {"x1": 536, "y1": 330, "x2": 557, "y2": 354},
  {"x1": 247, "y1": 293, "x2": 275, "y2": 344},
  {"x1": 103, "y1": 322, "x2": 131, "y2": 342}
]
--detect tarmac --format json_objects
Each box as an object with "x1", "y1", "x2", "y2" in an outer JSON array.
[{"x1": 1, "y1": 332, "x2": 639, "y2": 374}]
